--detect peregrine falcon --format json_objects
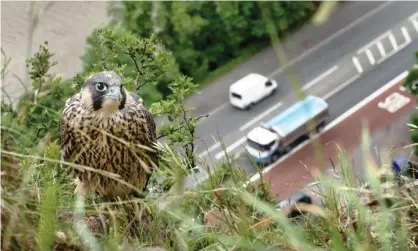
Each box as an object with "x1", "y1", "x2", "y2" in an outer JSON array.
[{"x1": 60, "y1": 71, "x2": 158, "y2": 200}]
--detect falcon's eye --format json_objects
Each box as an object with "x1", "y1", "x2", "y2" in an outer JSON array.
[{"x1": 95, "y1": 82, "x2": 107, "y2": 92}]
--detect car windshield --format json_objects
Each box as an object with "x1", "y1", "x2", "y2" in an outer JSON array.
[{"x1": 247, "y1": 138, "x2": 273, "y2": 152}]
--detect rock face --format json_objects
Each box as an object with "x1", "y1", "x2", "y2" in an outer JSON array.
[{"x1": 1, "y1": 1, "x2": 110, "y2": 102}]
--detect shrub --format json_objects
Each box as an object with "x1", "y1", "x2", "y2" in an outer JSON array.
[
  {"x1": 2, "y1": 3, "x2": 418, "y2": 251},
  {"x1": 81, "y1": 1, "x2": 319, "y2": 104}
]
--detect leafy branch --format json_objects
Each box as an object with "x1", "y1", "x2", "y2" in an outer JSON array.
[
  {"x1": 25, "y1": 41, "x2": 57, "y2": 104},
  {"x1": 156, "y1": 114, "x2": 208, "y2": 140}
]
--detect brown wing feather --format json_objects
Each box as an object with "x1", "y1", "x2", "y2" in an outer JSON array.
[
  {"x1": 60, "y1": 93, "x2": 83, "y2": 166},
  {"x1": 127, "y1": 91, "x2": 158, "y2": 191}
]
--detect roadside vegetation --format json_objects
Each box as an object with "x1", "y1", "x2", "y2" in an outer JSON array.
[
  {"x1": 403, "y1": 52, "x2": 418, "y2": 155},
  {"x1": 2, "y1": 2, "x2": 418, "y2": 251},
  {"x1": 81, "y1": 1, "x2": 320, "y2": 105}
]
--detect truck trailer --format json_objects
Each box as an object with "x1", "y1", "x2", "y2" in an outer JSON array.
[{"x1": 244, "y1": 95, "x2": 329, "y2": 165}]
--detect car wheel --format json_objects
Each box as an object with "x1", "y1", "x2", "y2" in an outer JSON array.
[{"x1": 270, "y1": 88, "x2": 277, "y2": 96}]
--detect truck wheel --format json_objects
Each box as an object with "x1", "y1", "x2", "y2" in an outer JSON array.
[
  {"x1": 316, "y1": 122, "x2": 325, "y2": 132},
  {"x1": 271, "y1": 153, "x2": 279, "y2": 163},
  {"x1": 263, "y1": 158, "x2": 271, "y2": 166}
]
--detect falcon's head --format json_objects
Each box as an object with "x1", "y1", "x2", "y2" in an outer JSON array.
[{"x1": 80, "y1": 71, "x2": 127, "y2": 115}]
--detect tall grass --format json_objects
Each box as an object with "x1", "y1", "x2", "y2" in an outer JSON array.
[{"x1": 2, "y1": 1, "x2": 418, "y2": 251}]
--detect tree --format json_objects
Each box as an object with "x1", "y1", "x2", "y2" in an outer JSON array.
[
  {"x1": 403, "y1": 51, "x2": 418, "y2": 95},
  {"x1": 403, "y1": 51, "x2": 418, "y2": 156},
  {"x1": 83, "y1": 1, "x2": 318, "y2": 105}
]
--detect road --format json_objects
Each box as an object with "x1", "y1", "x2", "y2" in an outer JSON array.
[
  {"x1": 258, "y1": 70, "x2": 416, "y2": 200},
  {"x1": 188, "y1": 4, "x2": 418, "y2": 185}
]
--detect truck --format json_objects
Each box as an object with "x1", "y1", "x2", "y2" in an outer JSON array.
[{"x1": 244, "y1": 95, "x2": 329, "y2": 165}]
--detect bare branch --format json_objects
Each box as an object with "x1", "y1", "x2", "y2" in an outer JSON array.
[
  {"x1": 13, "y1": 73, "x2": 29, "y2": 92},
  {"x1": 1, "y1": 86, "x2": 12, "y2": 105}
]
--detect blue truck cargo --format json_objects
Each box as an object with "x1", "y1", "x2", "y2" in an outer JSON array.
[{"x1": 244, "y1": 95, "x2": 329, "y2": 165}]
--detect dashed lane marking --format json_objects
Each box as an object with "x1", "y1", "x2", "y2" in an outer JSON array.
[{"x1": 352, "y1": 56, "x2": 363, "y2": 73}]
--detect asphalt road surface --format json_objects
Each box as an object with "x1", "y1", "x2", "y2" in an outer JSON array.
[
  {"x1": 186, "y1": 4, "x2": 418, "y2": 187},
  {"x1": 260, "y1": 71, "x2": 415, "y2": 200},
  {"x1": 195, "y1": 6, "x2": 418, "y2": 163}
]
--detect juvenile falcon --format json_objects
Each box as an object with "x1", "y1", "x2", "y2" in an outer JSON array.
[{"x1": 60, "y1": 71, "x2": 158, "y2": 200}]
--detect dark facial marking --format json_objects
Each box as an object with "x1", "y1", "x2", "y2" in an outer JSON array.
[
  {"x1": 91, "y1": 82, "x2": 107, "y2": 111},
  {"x1": 82, "y1": 71, "x2": 127, "y2": 111},
  {"x1": 119, "y1": 87, "x2": 126, "y2": 110}
]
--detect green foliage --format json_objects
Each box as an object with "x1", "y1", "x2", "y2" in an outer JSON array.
[
  {"x1": 119, "y1": 1, "x2": 315, "y2": 72},
  {"x1": 13, "y1": 42, "x2": 77, "y2": 142},
  {"x1": 405, "y1": 51, "x2": 418, "y2": 156},
  {"x1": 36, "y1": 180, "x2": 59, "y2": 251},
  {"x1": 82, "y1": 24, "x2": 179, "y2": 106},
  {"x1": 410, "y1": 112, "x2": 418, "y2": 155},
  {"x1": 81, "y1": 25, "x2": 206, "y2": 192},
  {"x1": 403, "y1": 61, "x2": 418, "y2": 95},
  {"x1": 151, "y1": 73, "x2": 204, "y2": 171},
  {"x1": 2, "y1": 21, "x2": 206, "y2": 197},
  {"x1": 5, "y1": 3, "x2": 418, "y2": 250},
  {"x1": 82, "y1": 1, "x2": 318, "y2": 105},
  {"x1": 26, "y1": 41, "x2": 57, "y2": 91}
]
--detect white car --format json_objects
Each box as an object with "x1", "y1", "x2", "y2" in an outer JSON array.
[{"x1": 229, "y1": 73, "x2": 278, "y2": 110}]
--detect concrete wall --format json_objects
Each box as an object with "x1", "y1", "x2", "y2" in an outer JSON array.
[{"x1": 1, "y1": 1, "x2": 110, "y2": 102}]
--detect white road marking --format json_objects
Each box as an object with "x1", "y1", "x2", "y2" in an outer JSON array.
[
  {"x1": 216, "y1": 24, "x2": 412, "y2": 162},
  {"x1": 238, "y1": 65, "x2": 338, "y2": 133},
  {"x1": 357, "y1": 30, "x2": 391, "y2": 54},
  {"x1": 322, "y1": 74, "x2": 361, "y2": 101},
  {"x1": 401, "y1": 26, "x2": 411, "y2": 43},
  {"x1": 238, "y1": 102, "x2": 283, "y2": 132},
  {"x1": 389, "y1": 33, "x2": 398, "y2": 50},
  {"x1": 268, "y1": 2, "x2": 391, "y2": 78},
  {"x1": 248, "y1": 70, "x2": 409, "y2": 183},
  {"x1": 377, "y1": 41, "x2": 386, "y2": 57},
  {"x1": 376, "y1": 34, "x2": 411, "y2": 65},
  {"x1": 365, "y1": 49, "x2": 376, "y2": 65},
  {"x1": 408, "y1": 11, "x2": 418, "y2": 22},
  {"x1": 200, "y1": 3, "x2": 392, "y2": 120},
  {"x1": 220, "y1": 72, "x2": 359, "y2": 160},
  {"x1": 215, "y1": 136, "x2": 247, "y2": 160},
  {"x1": 412, "y1": 19, "x2": 418, "y2": 33},
  {"x1": 302, "y1": 65, "x2": 339, "y2": 90},
  {"x1": 352, "y1": 56, "x2": 363, "y2": 73},
  {"x1": 198, "y1": 140, "x2": 221, "y2": 158},
  {"x1": 196, "y1": 5, "x2": 409, "y2": 161},
  {"x1": 197, "y1": 102, "x2": 229, "y2": 125},
  {"x1": 378, "y1": 92, "x2": 411, "y2": 113}
]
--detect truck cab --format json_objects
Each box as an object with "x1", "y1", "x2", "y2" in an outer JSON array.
[{"x1": 245, "y1": 126, "x2": 280, "y2": 165}]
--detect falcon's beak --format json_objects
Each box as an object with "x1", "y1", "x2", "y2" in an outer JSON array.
[
  {"x1": 104, "y1": 86, "x2": 122, "y2": 101},
  {"x1": 101, "y1": 86, "x2": 122, "y2": 115}
]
